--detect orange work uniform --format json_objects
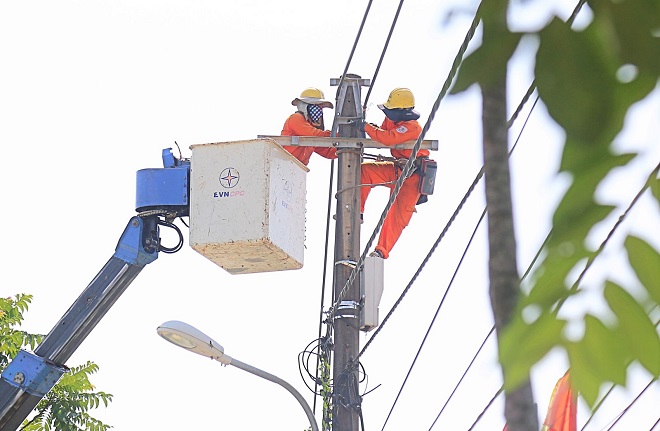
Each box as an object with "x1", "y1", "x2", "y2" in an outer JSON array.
[
  {"x1": 361, "y1": 117, "x2": 429, "y2": 259},
  {"x1": 281, "y1": 112, "x2": 337, "y2": 166}
]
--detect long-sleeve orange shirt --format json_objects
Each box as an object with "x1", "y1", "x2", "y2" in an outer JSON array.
[
  {"x1": 281, "y1": 112, "x2": 337, "y2": 166},
  {"x1": 364, "y1": 117, "x2": 429, "y2": 159}
]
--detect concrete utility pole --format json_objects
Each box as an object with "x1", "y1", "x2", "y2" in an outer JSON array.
[{"x1": 330, "y1": 74, "x2": 369, "y2": 431}]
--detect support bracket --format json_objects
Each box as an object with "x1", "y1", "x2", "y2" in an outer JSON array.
[{"x1": 1, "y1": 351, "x2": 68, "y2": 397}]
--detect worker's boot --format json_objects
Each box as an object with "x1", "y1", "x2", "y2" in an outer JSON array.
[{"x1": 369, "y1": 250, "x2": 384, "y2": 258}]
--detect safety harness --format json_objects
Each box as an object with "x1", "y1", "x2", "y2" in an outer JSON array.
[{"x1": 362, "y1": 153, "x2": 437, "y2": 205}]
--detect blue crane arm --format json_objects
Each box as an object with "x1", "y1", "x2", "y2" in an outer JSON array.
[
  {"x1": 0, "y1": 148, "x2": 190, "y2": 430},
  {"x1": 0, "y1": 215, "x2": 160, "y2": 430}
]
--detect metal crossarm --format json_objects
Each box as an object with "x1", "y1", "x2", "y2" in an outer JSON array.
[{"x1": 257, "y1": 135, "x2": 439, "y2": 151}]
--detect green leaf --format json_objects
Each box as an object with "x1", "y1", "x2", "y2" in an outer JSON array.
[
  {"x1": 578, "y1": 314, "x2": 628, "y2": 385},
  {"x1": 500, "y1": 311, "x2": 566, "y2": 391},
  {"x1": 552, "y1": 199, "x2": 614, "y2": 247},
  {"x1": 589, "y1": 0, "x2": 660, "y2": 75},
  {"x1": 559, "y1": 144, "x2": 635, "y2": 180},
  {"x1": 651, "y1": 173, "x2": 660, "y2": 203},
  {"x1": 604, "y1": 281, "x2": 660, "y2": 376},
  {"x1": 536, "y1": 18, "x2": 618, "y2": 143},
  {"x1": 526, "y1": 250, "x2": 584, "y2": 307},
  {"x1": 0, "y1": 293, "x2": 113, "y2": 431},
  {"x1": 625, "y1": 235, "x2": 660, "y2": 305},
  {"x1": 566, "y1": 341, "x2": 602, "y2": 407},
  {"x1": 451, "y1": 29, "x2": 523, "y2": 94}
]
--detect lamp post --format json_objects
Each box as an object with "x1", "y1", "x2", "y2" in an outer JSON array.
[{"x1": 157, "y1": 320, "x2": 319, "y2": 431}]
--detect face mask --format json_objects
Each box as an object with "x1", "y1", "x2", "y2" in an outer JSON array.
[{"x1": 307, "y1": 104, "x2": 323, "y2": 124}]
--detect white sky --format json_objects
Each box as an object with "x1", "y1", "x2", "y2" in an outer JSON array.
[{"x1": 1, "y1": 1, "x2": 659, "y2": 430}]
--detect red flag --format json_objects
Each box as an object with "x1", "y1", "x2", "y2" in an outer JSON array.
[
  {"x1": 542, "y1": 371, "x2": 577, "y2": 431},
  {"x1": 502, "y1": 371, "x2": 576, "y2": 431}
]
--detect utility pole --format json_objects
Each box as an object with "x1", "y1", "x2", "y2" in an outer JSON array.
[
  {"x1": 330, "y1": 74, "x2": 369, "y2": 431},
  {"x1": 261, "y1": 77, "x2": 438, "y2": 431}
]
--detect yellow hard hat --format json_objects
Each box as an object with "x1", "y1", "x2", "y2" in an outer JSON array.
[
  {"x1": 291, "y1": 87, "x2": 334, "y2": 109},
  {"x1": 380, "y1": 87, "x2": 415, "y2": 109}
]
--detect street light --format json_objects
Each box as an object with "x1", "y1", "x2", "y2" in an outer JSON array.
[{"x1": 157, "y1": 320, "x2": 319, "y2": 431}]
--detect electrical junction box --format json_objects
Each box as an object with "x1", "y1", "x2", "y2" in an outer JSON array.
[
  {"x1": 360, "y1": 255, "x2": 384, "y2": 331},
  {"x1": 189, "y1": 139, "x2": 309, "y2": 275}
]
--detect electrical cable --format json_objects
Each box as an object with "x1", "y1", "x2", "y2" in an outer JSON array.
[
  {"x1": 299, "y1": 337, "x2": 330, "y2": 395},
  {"x1": 317, "y1": 0, "x2": 409, "y2": 424},
  {"x1": 467, "y1": 387, "x2": 504, "y2": 431},
  {"x1": 314, "y1": 0, "x2": 381, "y2": 423},
  {"x1": 454, "y1": 234, "x2": 551, "y2": 431},
  {"x1": 362, "y1": 99, "x2": 541, "y2": 431},
  {"x1": 650, "y1": 415, "x2": 660, "y2": 431},
  {"x1": 322, "y1": 0, "x2": 604, "y2": 428},
  {"x1": 333, "y1": 363, "x2": 363, "y2": 430},
  {"x1": 330, "y1": 0, "x2": 375, "y2": 134},
  {"x1": 361, "y1": 0, "x2": 405, "y2": 111},
  {"x1": 358, "y1": 73, "x2": 541, "y2": 361},
  {"x1": 581, "y1": 314, "x2": 660, "y2": 430},
  {"x1": 604, "y1": 378, "x2": 657, "y2": 431},
  {"x1": 299, "y1": 341, "x2": 319, "y2": 393},
  {"x1": 388, "y1": 190, "x2": 548, "y2": 431},
  {"x1": 365, "y1": 73, "x2": 596, "y2": 429},
  {"x1": 427, "y1": 326, "x2": 496, "y2": 431},
  {"x1": 580, "y1": 384, "x2": 616, "y2": 431},
  {"x1": 329, "y1": 0, "x2": 482, "y2": 321},
  {"x1": 470, "y1": 163, "x2": 659, "y2": 430},
  {"x1": 313, "y1": 159, "x2": 336, "y2": 415},
  {"x1": 474, "y1": 165, "x2": 660, "y2": 430},
  {"x1": 316, "y1": 0, "x2": 377, "y2": 419},
  {"x1": 555, "y1": 161, "x2": 660, "y2": 314},
  {"x1": 357, "y1": 0, "x2": 600, "y2": 424},
  {"x1": 324, "y1": 5, "x2": 532, "y2": 428},
  {"x1": 379, "y1": 207, "x2": 487, "y2": 431},
  {"x1": 367, "y1": 0, "x2": 653, "y2": 428},
  {"x1": 157, "y1": 220, "x2": 184, "y2": 253}
]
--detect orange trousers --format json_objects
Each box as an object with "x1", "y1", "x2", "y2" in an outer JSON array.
[{"x1": 360, "y1": 162, "x2": 421, "y2": 259}]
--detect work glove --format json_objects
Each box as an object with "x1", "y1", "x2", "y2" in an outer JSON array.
[{"x1": 356, "y1": 119, "x2": 379, "y2": 132}]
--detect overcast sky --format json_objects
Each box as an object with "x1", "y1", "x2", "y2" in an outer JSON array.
[{"x1": 1, "y1": 0, "x2": 659, "y2": 430}]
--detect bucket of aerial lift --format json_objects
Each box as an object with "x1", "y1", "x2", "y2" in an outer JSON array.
[{"x1": 189, "y1": 139, "x2": 309, "y2": 275}]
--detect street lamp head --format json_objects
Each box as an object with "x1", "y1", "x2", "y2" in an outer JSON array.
[
  {"x1": 156, "y1": 320, "x2": 319, "y2": 431},
  {"x1": 157, "y1": 320, "x2": 230, "y2": 364}
]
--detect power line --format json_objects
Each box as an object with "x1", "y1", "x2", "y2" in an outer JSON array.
[
  {"x1": 361, "y1": 0, "x2": 405, "y2": 111},
  {"x1": 581, "y1": 384, "x2": 615, "y2": 431},
  {"x1": 329, "y1": 0, "x2": 482, "y2": 320},
  {"x1": 330, "y1": 0, "x2": 375, "y2": 135},
  {"x1": 470, "y1": 163, "x2": 660, "y2": 430},
  {"x1": 316, "y1": 1, "x2": 383, "y2": 427},
  {"x1": 555, "y1": 161, "x2": 660, "y2": 313},
  {"x1": 357, "y1": 0, "x2": 657, "y2": 427},
  {"x1": 650, "y1": 414, "x2": 660, "y2": 431},
  {"x1": 604, "y1": 378, "x2": 657, "y2": 431},
  {"x1": 318, "y1": 0, "x2": 613, "y2": 428},
  {"x1": 427, "y1": 326, "x2": 496, "y2": 431},
  {"x1": 357, "y1": 70, "x2": 541, "y2": 361},
  {"x1": 314, "y1": 159, "x2": 336, "y2": 416},
  {"x1": 467, "y1": 387, "x2": 504, "y2": 431},
  {"x1": 379, "y1": 207, "x2": 487, "y2": 431},
  {"x1": 581, "y1": 315, "x2": 660, "y2": 430}
]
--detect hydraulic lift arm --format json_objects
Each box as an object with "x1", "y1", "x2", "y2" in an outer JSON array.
[{"x1": 0, "y1": 148, "x2": 190, "y2": 430}]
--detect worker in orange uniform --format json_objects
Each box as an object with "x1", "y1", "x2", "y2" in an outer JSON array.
[
  {"x1": 358, "y1": 87, "x2": 429, "y2": 259},
  {"x1": 281, "y1": 88, "x2": 337, "y2": 166}
]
